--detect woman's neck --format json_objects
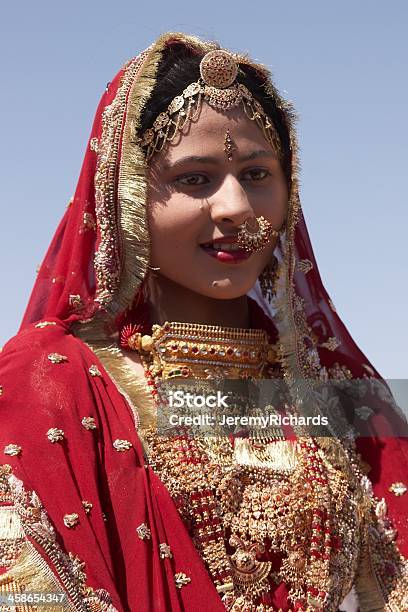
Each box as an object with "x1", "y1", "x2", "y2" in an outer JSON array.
[{"x1": 146, "y1": 273, "x2": 250, "y2": 329}]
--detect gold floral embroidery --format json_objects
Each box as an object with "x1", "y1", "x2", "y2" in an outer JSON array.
[
  {"x1": 159, "y1": 543, "x2": 172, "y2": 558},
  {"x1": 0, "y1": 385, "x2": 3, "y2": 397},
  {"x1": 81, "y1": 416, "x2": 97, "y2": 430},
  {"x1": 46, "y1": 428, "x2": 65, "y2": 443},
  {"x1": 174, "y1": 572, "x2": 191, "y2": 588},
  {"x1": 63, "y1": 513, "x2": 80, "y2": 529},
  {"x1": 89, "y1": 365, "x2": 102, "y2": 377},
  {"x1": 47, "y1": 353, "x2": 68, "y2": 364},
  {"x1": 296, "y1": 258, "x2": 313, "y2": 274},
  {"x1": 93, "y1": 53, "x2": 148, "y2": 307},
  {"x1": 355, "y1": 406, "x2": 374, "y2": 421},
  {"x1": 327, "y1": 362, "x2": 353, "y2": 380},
  {"x1": 69, "y1": 294, "x2": 83, "y2": 311},
  {"x1": 136, "y1": 523, "x2": 151, "y2": 540},
  {"x1": 4, "y1": 444, "x2": 22, "y2": 457},
  {"x1": 1, "y1": 465, "x2": 117, "y2": 609},
  {"x1": 288, "y1": 294, "x2": 322, "y2": 379},
  {"x1": 113, "y1": 439, "x2": 132, "y2": 452},
  {"x1": 81, "y1": 501, "x2": 93, "y2": 515},
  {"x1": 89, "y1": 137, "x2": 99, "y2": 152},
  {"x1": 320, "y1": 336, "x2": 341, "y2": 351},
  {"x1": 389, "y1": 482, "x2": 407, "y2": 497},
  {"x1": 35, "y1": 321, "x2": 57, "y2": 329},
  {"x1": 80, "y1": 211, "x2": 96, "y2": 233}
]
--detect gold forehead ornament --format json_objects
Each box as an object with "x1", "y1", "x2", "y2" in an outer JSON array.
[
  {"x1": 138, "y1": 49, "x2": 282, "y2": 160},
  {"x1": 224, "y1": 129, "x2": 236, "y2": 161}
]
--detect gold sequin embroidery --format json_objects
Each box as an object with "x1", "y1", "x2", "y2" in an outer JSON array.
[
  {"x1": 319, "y1": 337, "x2": 341, "y2": 351},
  {"x1": 389, "y1": 482, "x2": 407, "y2": 497},
  {"x1": 355, "y1": 405, "x2": 374, "y2": 421},
  {"x1": 63, "y1": 513, "x2": 80, "y2": 529},
  {"x1": 89, "y1": 137, "x2": 99, "y2": 152},
  {"x1": 4, "y1": 444, "x2": 22, "y2": 457},
  {"x1": 35, "y1": 321, "x2": 57, "y2": 329},
  {"x1": 296, "y1": 258, "x2": 313, "y2": 274},
  {"x1": 159, "y1": 543, "x2": 172, "y2": 558},
  {"x1": 69, "y1": 294, "x2": 83, "y2": 311},
  {"x1": 81, "y1": 416, "x2": 97, "y2": 430},
  {"x1": 82, "y1": 500, "x2": 93, "y2": 515},
  {"x1": 89, "y1": 365, "x2": 102, "y2": 377},
  {"x1": 174, "y1": 572, "x2": 191, "y2": 588},
  {"x1": 80, "y1": 212, "x2": 96, "y2": 233},
  {"x1": 136, "y1": 523, "x2": 151, "y2": 540},
  {"x1": 48, "y1": 353, "x2": 68, "y2": 364},
  {"x1": 113, "y1": 439, "x2": 132, "y2": 452},
  {"x1": 47, "y1": 428, "x2": 65, "y2": 443}
]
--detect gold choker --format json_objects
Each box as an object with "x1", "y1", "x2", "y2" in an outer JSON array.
[{"x1": 121, "y1": 321, "x2": 277, "y2": 380}]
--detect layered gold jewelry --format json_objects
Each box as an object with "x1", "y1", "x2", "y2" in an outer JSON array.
[
  {"x1": 138, "y1": 49, "x2": 282, "y2": 160},
  {"x1": 119, "y1": 314, "x2": 394, "y2": 610},
  {"x1": 237, "y1": 215, "x2": 279, "y2": 253},
  {"x1": 131, "y1": 321, "x2": 364, "y2": 610}
]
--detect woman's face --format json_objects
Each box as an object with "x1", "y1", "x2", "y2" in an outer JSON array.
[{"x1": 147, "y1": 103, "x2": 288, "y2": 300}]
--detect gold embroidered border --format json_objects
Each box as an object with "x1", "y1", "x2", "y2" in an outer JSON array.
[
  {"x1": 0, "y1": 465, "x2": 117, "y2": 612},
  {"x1": 94, "y1": 52, "x2": 148, "y2": 307}
]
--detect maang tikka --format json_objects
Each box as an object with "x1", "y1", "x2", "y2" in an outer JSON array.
[{"x1": 224, "y1": 129, "x2": 236, "y2": 161}]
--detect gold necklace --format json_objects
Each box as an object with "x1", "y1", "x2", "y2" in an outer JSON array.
[{"x1": 121, "y1": 320, "x2": 278, "y2": 380}]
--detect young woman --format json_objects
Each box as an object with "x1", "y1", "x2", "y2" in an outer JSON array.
[{"x1": 0, "y1": 32, "x2": 407, "y2": 611}]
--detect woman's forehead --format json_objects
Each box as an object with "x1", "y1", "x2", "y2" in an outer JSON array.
[{"x1": 154, "y1": 103, "x2": 277, "y2": 165}]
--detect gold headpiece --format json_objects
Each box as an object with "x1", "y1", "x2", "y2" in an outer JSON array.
[{"x1": 139, "y1": 49, "x2": 282, "y2": 160}]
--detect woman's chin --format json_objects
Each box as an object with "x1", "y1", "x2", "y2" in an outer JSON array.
[{"x1": 199, "y1": 278, "x2": 256, "y2": 300}]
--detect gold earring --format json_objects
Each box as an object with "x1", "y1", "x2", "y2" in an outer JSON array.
[{"x1": 237, "y1": 216, "x2": 278, "y2": 252}]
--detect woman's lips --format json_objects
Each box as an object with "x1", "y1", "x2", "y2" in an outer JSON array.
[{"x1": 200, "y1": 241, "x2": 252, "y2": 264}]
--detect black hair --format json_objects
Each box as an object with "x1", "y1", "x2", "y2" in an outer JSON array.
[{"x1": 139, "y1": 42, "x2": 292, "y2": 183}]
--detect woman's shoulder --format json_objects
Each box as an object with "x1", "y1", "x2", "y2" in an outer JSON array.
[
  {"x1": 1, "y1": 318, "x2": 96, "y2": 363},
  {"x1": 0, "y1": 319, "x2": 102, "y2": 414}
]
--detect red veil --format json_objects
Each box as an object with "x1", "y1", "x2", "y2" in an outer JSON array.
[{"x1": 1, "y1": 33, "x2": 407, "y2": 611}]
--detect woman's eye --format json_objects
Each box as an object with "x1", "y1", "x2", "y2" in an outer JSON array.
[
  {"x1": 175, "y1": 174, "x2": 209, "y2": 186},
  {"x1": 242, "y1": 168, "x2": 271, "y2": 181}
]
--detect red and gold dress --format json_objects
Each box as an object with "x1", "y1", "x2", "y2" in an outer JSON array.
[{"x1": 1, "y1": 32, "x2": 407, "y2": 611}]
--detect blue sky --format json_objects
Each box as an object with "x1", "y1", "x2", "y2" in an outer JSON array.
[{"x1": 1, "y1": 0, "x2": 407, "y2": 380}]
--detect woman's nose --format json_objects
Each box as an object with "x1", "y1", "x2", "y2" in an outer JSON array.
[{"x1": 208, "y1": 175, "x2": 253, "y2": 226}]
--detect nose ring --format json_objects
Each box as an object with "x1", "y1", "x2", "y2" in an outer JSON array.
[{"x1": 237, "y1": 216, "x2": 279, "y2": 252}]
